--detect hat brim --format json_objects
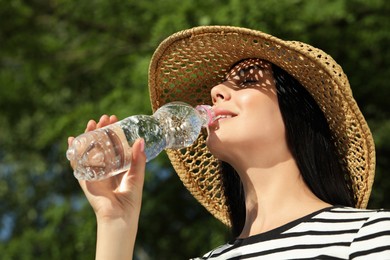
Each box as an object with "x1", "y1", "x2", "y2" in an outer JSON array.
[{"x1": 148, "y1": 26, "x2": 376, "y2": 226}]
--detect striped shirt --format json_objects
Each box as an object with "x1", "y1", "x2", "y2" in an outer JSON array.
[{"x1": 193, "y1": 207, "x2": 390, "y2": 259}]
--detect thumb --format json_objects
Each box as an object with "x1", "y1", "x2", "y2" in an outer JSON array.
[{"x1": 120, "y1": 138, "x2": 147, "y2": 192}]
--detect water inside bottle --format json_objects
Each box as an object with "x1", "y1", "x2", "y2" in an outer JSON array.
[
  {"x1": 67, "y1": 102, "x2": 213, "y2": 181},
  {"x1": 67, "y1": 124, "x2": 132, "y2": 181}
]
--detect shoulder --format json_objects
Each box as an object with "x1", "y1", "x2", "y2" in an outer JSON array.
[
  {"x1": 348, "y1": 208, "x2": 390, "y2": 259},
  {"x1": 191, "y1": 207, "x2": 390, "y2": 259},
  {"x1": 313, "y1": 206, "x2": 390, "y2": 222},
  {"x1": 287, "y1": 206, "x2": 384, "y2": 232}
]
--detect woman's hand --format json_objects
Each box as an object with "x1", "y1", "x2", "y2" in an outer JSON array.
[{"x1": 68, "y1": 115, "x2": 146, "y2": 260}]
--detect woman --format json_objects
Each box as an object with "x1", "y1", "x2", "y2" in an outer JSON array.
[{"x1": 68, "y1": 26, "x2": 390, "y2": 259}]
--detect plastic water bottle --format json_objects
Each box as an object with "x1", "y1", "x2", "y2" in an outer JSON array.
[{"x1": 66, "y1": 102, "x2": 215, "y2": 181}]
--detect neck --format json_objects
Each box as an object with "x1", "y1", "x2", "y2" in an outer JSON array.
[{"x1": 231, "y1": 156, "x2": 330, "y2": 238}]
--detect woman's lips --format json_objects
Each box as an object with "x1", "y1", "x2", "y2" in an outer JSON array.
[{"x1": 209, "y1": 107, "x2": 237, "y2": 127}]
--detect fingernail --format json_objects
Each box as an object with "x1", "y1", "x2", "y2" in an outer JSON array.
[{"x1": 100, "y1": 114, "x2": 107, "y2": 121}]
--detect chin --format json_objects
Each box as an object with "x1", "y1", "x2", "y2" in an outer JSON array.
[
  {"x1": 206, "y1": 136, "x2": 220, "y2": 156},
  {"x1": 206, "y1": 135, "x2": 230, "y2": 161}
]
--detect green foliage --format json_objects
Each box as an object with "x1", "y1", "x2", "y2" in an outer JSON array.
[{"x1": 0, "y1": 0, "x2": 389, "y2": 259}]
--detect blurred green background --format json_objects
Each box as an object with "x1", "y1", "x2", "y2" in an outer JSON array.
[{"x1": 0, "y1": 0, "x2": 389, "y2": 259}]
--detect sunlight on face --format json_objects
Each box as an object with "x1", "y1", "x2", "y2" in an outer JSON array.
[
  {"x1": 225, "y1": 59, "x2": 276, "y2": 90},
  {"x1": 207, "y1": 59, "x2": 288, "y2": 165}
]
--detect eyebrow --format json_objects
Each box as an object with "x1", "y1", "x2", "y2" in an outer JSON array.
[{"x1": 242, "y1": 64, "x2": 260, "y2": 72}]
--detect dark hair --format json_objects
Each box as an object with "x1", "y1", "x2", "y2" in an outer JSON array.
[{"x1": 221, "y1": 63, "x2": 355, "y2": 238}]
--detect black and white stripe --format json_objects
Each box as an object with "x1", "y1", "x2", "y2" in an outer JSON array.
[{"x1": 192, "y1": 207, "x2": 390, "y2": 259}]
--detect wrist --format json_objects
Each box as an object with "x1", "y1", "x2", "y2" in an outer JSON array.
[
  {"x1": 95, "y1": 217, "x2": 139, "y2": 260},
  {"x1": 96, "y1": 213, "x2": 138, "y2": 224},
  {"x1": 97, "y1": 215, "x2": 137, "y2": 227},
  {"x1": 95, "y1": 205, "x2": 141, "y2": 225}
]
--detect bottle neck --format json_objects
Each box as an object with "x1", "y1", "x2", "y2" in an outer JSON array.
[{"x1": 195, "y1": 105, "x2": 215, "y2": 127}]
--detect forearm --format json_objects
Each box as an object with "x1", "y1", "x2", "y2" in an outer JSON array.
[{"x1": 95, "y1": 217, "x2": 139, "y2": 260}]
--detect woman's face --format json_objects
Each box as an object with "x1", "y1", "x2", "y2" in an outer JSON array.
[{"x1": 206, "y1": 59, "x2": 288, "y2": 165}]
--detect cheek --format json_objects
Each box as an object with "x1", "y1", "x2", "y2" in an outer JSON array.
[
  {"x1": 241, "y1": 93, "x2": 286, "y2": 140},
  {"x1": 206, "y1": 89, "x2": 287, "y2": 159}
]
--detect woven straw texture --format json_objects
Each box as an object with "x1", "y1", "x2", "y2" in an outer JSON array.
[{"x1": 148, "y1": 26, "x2": 376, "y2": 226}]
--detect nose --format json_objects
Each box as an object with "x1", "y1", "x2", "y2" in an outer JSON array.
[{"x1": 211, "y1": 83, "x2": 231, "y2": 104}]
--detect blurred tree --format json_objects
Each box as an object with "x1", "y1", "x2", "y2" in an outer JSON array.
[{"x1": 0, "y1": 0, "x2": 388, "y2": 259}]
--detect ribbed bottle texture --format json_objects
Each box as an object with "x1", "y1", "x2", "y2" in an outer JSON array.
[{"x1": 66, "y1": 102, "x2": 214, "y2": 181}]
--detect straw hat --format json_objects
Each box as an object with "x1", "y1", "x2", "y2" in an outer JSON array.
[{"x1": 148, "y1": 26, "x2": 376, "y2": 226}]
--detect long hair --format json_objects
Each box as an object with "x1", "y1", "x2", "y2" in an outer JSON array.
[{"x1": 221, "y1": 63, "x2": 355, "y2": 238}]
